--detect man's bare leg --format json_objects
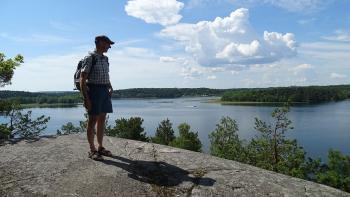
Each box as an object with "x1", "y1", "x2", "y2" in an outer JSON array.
[
  {"x1": 87, "y1": 115, "x2": 98, "y2": 151},
  {"x1": 96, "y1": 113, "x2": 106, "y2": 149}
]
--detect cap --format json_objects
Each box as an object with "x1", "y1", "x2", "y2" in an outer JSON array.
[{"x1": 95, "y1": 35, "x2": 115, "y2": 45}]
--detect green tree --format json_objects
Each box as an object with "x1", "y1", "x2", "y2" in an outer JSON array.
[
  {"x1": 0, "y1": 53, "x2": 23, "y2": 87},
  {"x1": 1, "y1": 53, "x2": 23, "y2": 139},
  {"x1": 57, "y1": 114, "x2": 112, "y2": 136},
  {"x1": 206, "y1": 104, "x2": 350, "y2": 192},
  {"x1": 151, "y1": 118, "x2": 175, "y2": 145},
  {"x1": 0, "y1": 124, "x2": 11, "y2": 140},
  {"x1": 0, "y1": 101, "x2": 49, "y2": 139},
  {"x1": 0, "y1": 99, "x2": 16, "y2": 114},
  {"x1": 246, "y1": 104, "x2": 307, "y2": 178},
  {"x1": 315, "y1": 150, "x2": 350, "y2": 192},
  {"x1": 170, "y1": 123, "x2": 202, "y2": 152},
  {"x1": 209, "y1": 116, "x2": 246, "y2": 162},
  {"x1": 79, "y1": 113, "x2": 89, "y2": 132},
  {"x1": 104, "y1": 115, "x2": 113, "y2": 135},
  {"x1": 10, "y1": 110, "x2": 50, "y2": 139},
  {"x1": 56, "y1": 122, "x2": 82, "y2": 135},
  {"x1": 106, "y1": 117, "x2": 149, "y2": 142},
  {"x1": 0, "y1": 52, "x2": 50, "y2": 140}
]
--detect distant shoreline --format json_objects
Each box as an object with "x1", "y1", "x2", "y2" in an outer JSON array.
[
  {"x1": 205, "y1": 98, "x2": 306, "y2": 104},
  {"x1": 20, "y1": 103, "x2": 80, "y2": 108},
  {"x1": 205, "y1": 98, "x2": 350, "y2": 106},
  {"x1": 2, "y1": 84, "x2": 349, "y2": 108}
]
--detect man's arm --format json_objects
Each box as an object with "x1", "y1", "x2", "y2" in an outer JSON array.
[{"x1": 80, "y1": 72, "x2": 91, "y2": 110}]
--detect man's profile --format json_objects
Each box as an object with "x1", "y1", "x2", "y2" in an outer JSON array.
[{"x1": 80, "y1": 35, "x2": 114, "y2": 161}]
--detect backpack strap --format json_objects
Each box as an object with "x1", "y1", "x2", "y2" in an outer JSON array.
[{"x1": 88, "y1": 53, "x2": 97, "y2": 78}]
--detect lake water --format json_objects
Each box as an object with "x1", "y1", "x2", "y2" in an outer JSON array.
[{"x1": 1, "y1": 97, "x2": 349, "y2": 160}]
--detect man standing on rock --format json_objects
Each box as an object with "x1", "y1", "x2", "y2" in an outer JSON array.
[{"x1": 80, "y1": 35, "x2": 114, "y2": 161}]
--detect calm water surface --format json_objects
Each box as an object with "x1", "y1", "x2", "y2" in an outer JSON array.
[{"x1": 2, "y1": 97, "x2": 349, "y2": 160}]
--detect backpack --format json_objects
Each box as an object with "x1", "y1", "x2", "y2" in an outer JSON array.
[{"x1": 74, "y1": 54, "x2": 97, "y2": 91}]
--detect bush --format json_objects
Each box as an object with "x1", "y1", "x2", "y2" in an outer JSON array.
[
  {"x1": 56, "y1": 122, "x2": 83, "y2": 135},
  {"x1": 246, "y1": 104, "x2": 307, "y2": 176},
  {"x1": 208, "y1": 104, "x2": 350, "y2": 192},
  {"x1": 315, "y1": 150, "x2": 350, "y2": 192},
  {"x1": 151, "y1": 118, "x2": 175, "y2": 145},
  {"x1": 10, "y1": 110, "x2": 50, "y2": 139},
  {"x1": 170, "y1": 123, "x2": 202, "y2": 152},
  {"x1": 209, "y1": 116, "x2": 246, "y2": 162},
  {"x1": 0, "y1": 100, "x2": 50, "y2": 139},
  {"x1": 0, "y1": 124, "x2": 11, "y2": 140},
  {"x1": 106, "y1": 117, "x2": 149, "y2": 142}
]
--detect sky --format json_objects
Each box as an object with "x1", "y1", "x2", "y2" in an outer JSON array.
[{"x1": 1, "y1": 0, "x2": 350, "y2": 91}]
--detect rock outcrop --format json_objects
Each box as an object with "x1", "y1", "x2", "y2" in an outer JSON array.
[{"x1": 0, "y1": 134, "x2": 349, "y2": 196}]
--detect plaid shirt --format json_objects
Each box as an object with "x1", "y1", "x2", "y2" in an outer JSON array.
[{"x1": 81, "y1": 51, "x2": 110, "y2": 85}]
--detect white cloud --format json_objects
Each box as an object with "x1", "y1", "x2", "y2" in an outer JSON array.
[
  {"x1": 296, "y1": 63, "x2": 313, "y2": 69},
  {"x1": 300, "y1": 42, "x2": 350, "y2": 51},
  {"x1": 8, "y1": 52, "x2": 84, "y2": 91},
  {"x1": 6, "y1": 46, "x2": 186, "y2": 91},
  {"x1": 209, "y1": 67, "x2": 227, "y2": 73},
  {"x1": 216, "y1": 40, "x2": 261, "y2": 58},
  {"x1": 159, "y1": 56, "x2": 178, "y2": 62},
  {"x1": 322, "y1": 30, "x2": 350, "y2": 42},
  {"x1": 281, "y1": 64, "x2": 319, "y2": 85},
  {"x1": 125, "y1": 0, "x2": 184, "y2": 26},
  {"x1": 299, "y1": 41, "x2": 350, "y2": 60},
  {"x1": 160, "y1": 8, "x2": 297, "y2": 68},
  {"x1": 180, "y1": 66, "x2": 204, "y2": 79},
  {"x1": 238, "y1": 61, "x2": 321, "y2": 87},
  {"x1": 207, "y1": 75, "x2": 217, "y2": 80},
  {"x1": 289, "y1": 63, "x2": 313, "y2": 75},
  {"x1": 231, "y1": 70, "x2": 239, "y2": 75},
  {"x1": 179, "y1": 63, "x2": 238, "y2": 80},
  {"x1": 330, "y1": 72, "x2": 347, "y2": 79},
  {"x1": 288, "y1": 63, "x2": 317, "y2": 83}
]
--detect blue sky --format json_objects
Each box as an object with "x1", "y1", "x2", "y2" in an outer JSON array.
[{"x1": 1, "y1": 0, "x2": 349, "y2": 91}]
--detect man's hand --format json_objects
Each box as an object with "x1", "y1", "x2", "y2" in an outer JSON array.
[
  {"x1": 108, "y1": 87, "x2": 113, "y2": 97},
  {"x1": 108, "y1": 82, "x2": 113, "y2": 97},
  {"x1": 84, "y1": 98, "x2": 92, "y2": 111}
]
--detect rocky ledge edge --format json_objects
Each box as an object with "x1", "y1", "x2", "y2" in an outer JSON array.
[{"x1": 0, "y1": 134, "x2": 349, "y2": 197}]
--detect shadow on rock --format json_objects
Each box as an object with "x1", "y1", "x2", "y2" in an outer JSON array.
[
  {"x1": 101, "y1": 155, "x2": 216, "y2": 187},
  {"x1": 0, "y1": 134, "x2": 57, "y2": 146}
]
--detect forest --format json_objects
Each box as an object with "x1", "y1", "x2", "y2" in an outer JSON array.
[
  {"x1": 0, "y1": 88, "x2": 226, "y2": 105},
  {"x1": 221, "y1": 85, "x2": 350, "y2": 103},
  {"x1": 1, "y1": 85, "x2": 350, "y2": 105}
]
